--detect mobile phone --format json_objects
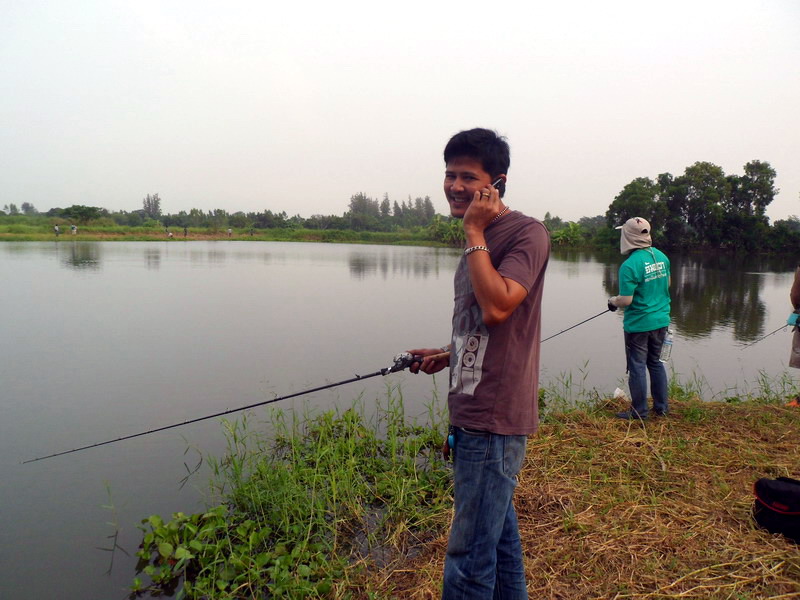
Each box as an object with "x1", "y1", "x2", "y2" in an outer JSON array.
[{"x1": 492, "y1": 177, "x2": 505, "y2": 196}]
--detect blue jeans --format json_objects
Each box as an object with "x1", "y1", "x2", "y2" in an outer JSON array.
[
  {"x1": 624, "y1": 327, "x2": 669, "y2": 418},
  {"x1": 442, "y1": 428, "x2": 528, "y2": 600}
]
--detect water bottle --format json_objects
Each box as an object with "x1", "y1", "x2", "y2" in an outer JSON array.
[{"x1": 660, "y1": 328, "x2": 673, "y2": 362}]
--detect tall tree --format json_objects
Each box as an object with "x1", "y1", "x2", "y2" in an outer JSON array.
[
  {"x1": 347, "y1": 193, "x2": 380, "y2": 218},
  {"x1": 741, "y1": 160, "x2": 777, "y2": 218},
  {"x1": 142, "y1": 193, "x2": 162, "y2": 219},
  {"x1": 208, "y1": 208, "x2": 228, "y2": 233},
  {"x1": 605, "y1": 177, "x2": 658, "y2": 227},
  {"x1": 380, "y1": 194, "x2": 391, "y2": 219},
  {"x1": 543, "y1": 211, "x2": 565, "y2": 232},
  {"x1": 422, "y1": 196, "x2": 436, "y2": 222},
  {"x1": 62, "y1": 205, "x2": 106, "y2": 223},
  {"x1": 346, "y1": 193, "x2": 380, "y2": 230},
  {"x1": 681, "y1": 162, "x2": 728, "y2": 246}
]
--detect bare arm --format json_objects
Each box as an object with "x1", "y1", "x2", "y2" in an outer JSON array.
[
  {"x1": 464, "y1": 250, "x2": 529, "y2": 326},
  {"x1": 462, "y1": 183, "x2": 528, "y2": 326}
]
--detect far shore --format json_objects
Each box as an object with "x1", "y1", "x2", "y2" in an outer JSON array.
[{"x1": 0, "y1": 227, "x2": 450, "y2": 247}]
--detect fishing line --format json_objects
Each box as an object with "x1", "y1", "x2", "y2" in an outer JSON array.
[
  {"x1": 424, "y1": 308, "x2": 613, "y2": 365},
  {"x1": 540, "y1": 308, "x2": 612, "y2": 343},
  {"x1": 23, "y1": 353, "x2": 420, "y2": 464}
]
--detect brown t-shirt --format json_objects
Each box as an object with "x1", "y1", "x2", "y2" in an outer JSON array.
[{"x1": 447, "y1": 211, "x2": 550, "y2": 435}]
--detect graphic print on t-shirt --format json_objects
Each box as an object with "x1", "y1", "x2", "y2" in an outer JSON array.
[
  {"x1": 450, "y1": 260, "x2": 490, "y2": 396},
  {"x1": 451, "y1": 332, "x2": 489, "y2": 395}
]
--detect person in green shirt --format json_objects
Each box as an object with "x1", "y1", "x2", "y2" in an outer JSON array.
[{"x1": 607, "y1": 217, "x2": 671, "y2": 419}]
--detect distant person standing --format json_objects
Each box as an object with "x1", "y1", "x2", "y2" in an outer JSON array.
[
  {"x1": 227, "y1": 228, "x2": 232, "y2": 238},
  {"x1": 54, "y1": 224, "x2": 60, "y2": 236},
  {"x1": 789, "y1": 263, "x2": 800, "y2": 369},
  {"x1": 70, "y1": 224, "x2": 77, "y2": 235},
  {"x1": 607, "y1": 217, "x2": 671, "y2": 420},
  {"x1": 183, "y1": 226, "x2": 188, "y2": 238}
]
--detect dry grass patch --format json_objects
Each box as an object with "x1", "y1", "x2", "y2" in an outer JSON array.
[{"x1": 369, "y1": 399, "x2": 800, "y2": 599}]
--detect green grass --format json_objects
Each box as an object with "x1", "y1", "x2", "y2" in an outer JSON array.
[
  {"x1": 130, "y1": 371, "x2": 800, "y2": 599},
  {"x1": 0, "y1": 224, "x2": 449, "y2": 246},
  {"x1": 131, "y1": 387, "x2": 451, "y2": 599},
  {"x1": 385, "y1": 374, "x2": 800, "y2": 599}
]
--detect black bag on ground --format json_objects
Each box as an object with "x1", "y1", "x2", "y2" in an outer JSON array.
[{"x1": 752, "y1": 476, "x2": 800, "y2": 543}]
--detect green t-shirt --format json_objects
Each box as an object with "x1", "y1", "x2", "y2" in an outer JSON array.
[{"x1": 619, "y1": 247, "x2": 671, "y2": 333}]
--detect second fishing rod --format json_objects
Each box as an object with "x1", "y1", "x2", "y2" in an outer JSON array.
[
  {"x1": 408, "y1": 307, "x2": 614, "y2": 372},
  {"x1": 25, "y1": 309, "x2": 612, "y2": 464}
]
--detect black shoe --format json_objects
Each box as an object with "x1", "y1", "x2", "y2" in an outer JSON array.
[
  {"x1": 651, "y1": 410, "x2": 668, "y2": 418},
  {"x1": 615, "y1": 411, "x2": 647, "y2": 420}
]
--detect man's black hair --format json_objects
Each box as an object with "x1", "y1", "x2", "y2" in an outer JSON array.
[
  {"x1": 443, "y1": 128, "x2": 511, "y2": 181},
  {"x1": 444, "y1": 127, "x2": 511, "y2": 198}
]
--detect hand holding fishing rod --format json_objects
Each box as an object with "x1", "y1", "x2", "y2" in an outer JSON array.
[
  {"x1": 23, "y1": 352, "x2": 423, "y2": 464},
  {"x1": 406, "y1": 346, "x2": 451, "y2": 375}
]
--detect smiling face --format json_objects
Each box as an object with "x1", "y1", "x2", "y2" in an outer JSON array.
[{"x1": 444, "y1": 157, "x2": 495, "y2": 219}]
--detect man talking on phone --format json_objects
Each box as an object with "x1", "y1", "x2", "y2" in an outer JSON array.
[{"x1": 409, "y1": 128, "x2": 550, "y2": 599}]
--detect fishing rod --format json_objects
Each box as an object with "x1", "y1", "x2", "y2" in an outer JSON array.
[
  {"x1": 742, "y1": 311, "x2": 800, "y2": 349},
  {"x1": 26, "y1": 309, "x2": 615, "y2": 463},
  {"x1": 540, "y1": 308, "x2": 612, "y2": 343},
  {"x1": 741, "y1": 324, "x2": 789, "y2": 348},
  {"x1": 23, "y1": 352, "x2": 421, "y2": 464}
]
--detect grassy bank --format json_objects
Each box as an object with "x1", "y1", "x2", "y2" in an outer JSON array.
[
  {"x1": 386, "y1": 395, "x2": 800, "y2": 599},
  {"x1": 131, "y1": 381, "x2": 800, "y2": 599},
  {"x1": 0, "y1": 225, "x2": 445, "y2": 246}
]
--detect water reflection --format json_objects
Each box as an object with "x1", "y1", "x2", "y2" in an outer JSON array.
[
  {"x1": 144, "y1": 248, "x2": 161, "y2": 270},
  {"x1": 347, "y1": 247, "x2": 457, "y2": 279},
  {"x1": 7, "y1": 241, "x2": 460, "y2": 280},
  {"x1": 671, "y1": 255, "x2": 766, "y2": 341},
  {"x1": 5, "y1": 242, "x2": 793, "y2": 344},
  {"x1": 62, "y1": 241, "x2": 101, "y2": 271}
]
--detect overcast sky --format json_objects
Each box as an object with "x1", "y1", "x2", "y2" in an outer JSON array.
[{"x1": 2, "y1": 0, "x2": 798, "y2": 223}]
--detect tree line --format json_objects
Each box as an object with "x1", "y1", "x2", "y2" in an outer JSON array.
[
  {"x1": 3, "y1": 192, "x2": 438, "y2": 233},
  {"x1": 3, "y1": 158, "x2": 798, "y2": 252},
  {"x1": 546, "y1": 159, "x2": 800, "y2": 253},
  {"x1": 602, "y1": 160, "x2": 794, "y2": 251}
]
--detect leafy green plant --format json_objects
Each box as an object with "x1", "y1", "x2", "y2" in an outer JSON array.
[{"x1": 131, "y1": 388, "x2": 451, "y2": 599}]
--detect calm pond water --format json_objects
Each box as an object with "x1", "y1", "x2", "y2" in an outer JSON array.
[{"x1": 1, "y1": 241, "x2": 796, "y2": 600}]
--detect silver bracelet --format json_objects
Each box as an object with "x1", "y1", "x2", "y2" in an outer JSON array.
[{"x1": 464, "y1": 245, "x2": 490, "y2": 256}]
